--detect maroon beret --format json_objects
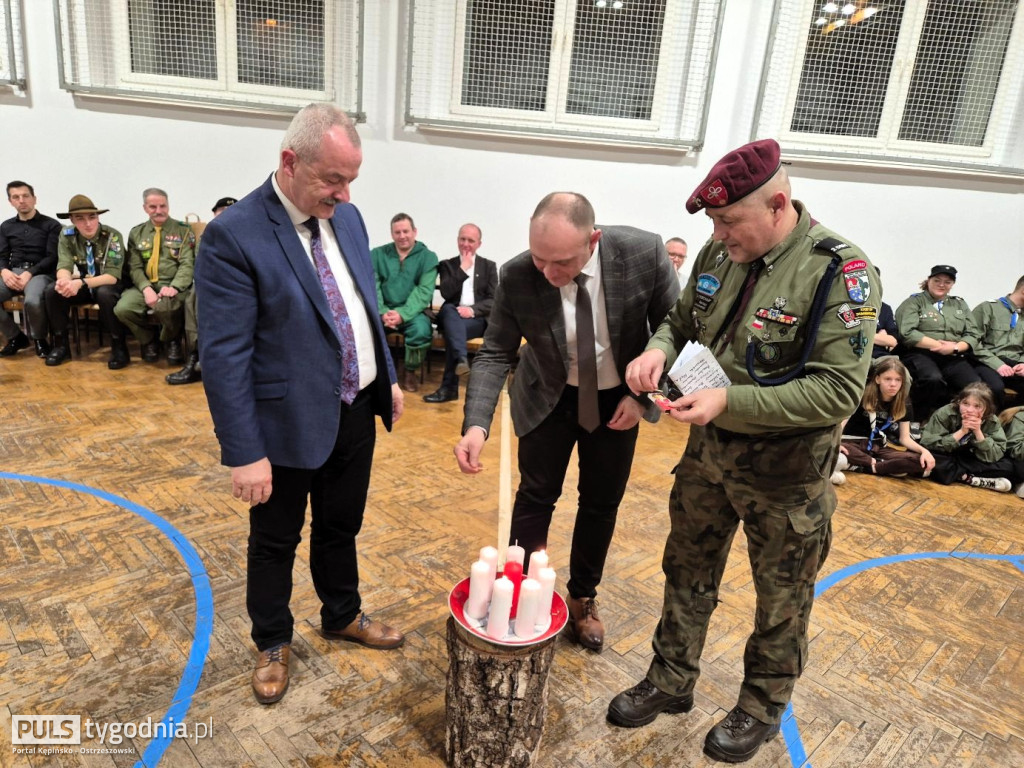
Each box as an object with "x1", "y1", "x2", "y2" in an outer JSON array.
[{"x1": 686, "y1": 139, "x2": 782, "y2": 214}]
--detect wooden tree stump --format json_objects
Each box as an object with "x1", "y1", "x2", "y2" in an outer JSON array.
[{"x1": 445, "y1": 616, "x2": 558, "y2": 768}]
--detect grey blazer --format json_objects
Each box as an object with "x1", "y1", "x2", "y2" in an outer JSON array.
[{"x1": 462, "y1": 225, "x2": 679, "y2": 437}]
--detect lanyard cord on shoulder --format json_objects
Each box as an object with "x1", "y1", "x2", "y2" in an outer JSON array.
[{"x1": 744, "y1": 253, "x2": 843, "y2": 386}]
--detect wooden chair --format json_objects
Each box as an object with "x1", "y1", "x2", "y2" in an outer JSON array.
[
  {"x1": 70, "y1": 303, "x2": 104, "y2": 355},
  {"x1": 1, "y1": 295, "x2": 30, "y2": 338}
]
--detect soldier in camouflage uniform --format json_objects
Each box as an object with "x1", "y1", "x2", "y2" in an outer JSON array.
[
  {"x1": 44, "y1": 195, "x2": 130, "y2": 368},
  {"x1": 608, "y1": 140, "x2": 880, "y2": 764},
  {"x1": 114, "y1": 188, "x2": 195, "y2": 364}
]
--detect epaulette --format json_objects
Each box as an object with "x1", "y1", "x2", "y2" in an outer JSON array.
[{"x1": 813, "y1": 237, "x2": 850, "y2": 256}]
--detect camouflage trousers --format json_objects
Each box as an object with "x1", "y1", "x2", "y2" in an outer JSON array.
[{"x1": 647, "y1": 423, "x2": 838, "y2": 725}]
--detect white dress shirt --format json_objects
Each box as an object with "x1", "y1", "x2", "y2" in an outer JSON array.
[{"x1": 459, "y1": 257, "x2": 476, "y2": 307}]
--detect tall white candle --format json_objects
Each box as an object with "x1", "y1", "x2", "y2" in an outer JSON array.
[
  {"x1": 536, "y1": 567, "x2": 556, "y2": 626},
  {"x1": 486, "y1": 577, "x2": 514, "y2": 640},
  {"x1": 506, "y1": 544, "x2": 525, "y2": 566},
  {"x1": 465, "y1": 559, "x2": 493, "y2": 620},
  {"x1": 515, "y1": 578, "x2": 542, "y2": 638},
  {"x1": 479, "y1": 545, "x2": 499, "y2": 581},
  {"x1": 527, "y1": 549, "x2": 548, "y2": 579}
]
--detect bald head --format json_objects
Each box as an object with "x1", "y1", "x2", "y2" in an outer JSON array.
[{"x1": 531, "y1": 192, "x2": 596, "y2": 231}]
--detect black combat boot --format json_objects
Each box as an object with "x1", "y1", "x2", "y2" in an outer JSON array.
[
  {"x1": 166, "y1": 339, "x2": 184, "y2": 365},
  {"x1": 34, "y1": 338, "x2": 51, "y2": 357},
  {"x1": 166, "y1": 349, "x2": 201, "y2": 385}
]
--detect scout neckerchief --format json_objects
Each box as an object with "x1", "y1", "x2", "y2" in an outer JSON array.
[
  {"x1": 85, "y1": 242, "x2": 96, "y2": 276},
  {"x1": 999, "y1": 297, "x2": 1019, "y2": 329},
  {"x1": 866, "y1": 409, "x2": 893, "y2": 451}
]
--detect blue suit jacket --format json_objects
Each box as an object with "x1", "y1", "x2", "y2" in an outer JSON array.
[{"x1": 196, "y1": 175, "x2": 397, "y2": 469}]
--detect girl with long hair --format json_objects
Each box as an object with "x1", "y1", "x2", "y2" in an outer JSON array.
[
  {"x1": 920, "y1": 382, "x2": 1015, "y2": 492},
  {"x1": 834, "y1": 356, "x2": 934, "y2": 480}
]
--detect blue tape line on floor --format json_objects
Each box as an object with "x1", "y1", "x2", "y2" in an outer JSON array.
[
  {"x1": 0, "y1": 472, "x2": 212, "y2": 768},
  {"x1": 782, "y1": 549, "x2": 1024, "y2": 767}
]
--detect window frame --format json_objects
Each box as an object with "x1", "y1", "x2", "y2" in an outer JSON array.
[
  {"x1": 757, "y1": 0, "x2": 1024, "y2": 170},
  {"x1": 0, "y1": 0, "x2": 25, "y2": 87},
  {"x1": 56, "y1": 0, "x2": 361, "y2": 116}
]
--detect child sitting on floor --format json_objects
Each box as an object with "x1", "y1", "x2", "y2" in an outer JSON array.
[
  {"x1": 920, "y1": 382, "x2": 1015, "y2": 492},
  {"x1": 833, "y1": 356, "x2": 935, "y2": 484}
]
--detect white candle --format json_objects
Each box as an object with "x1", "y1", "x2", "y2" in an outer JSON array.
[
  {"x1": 527, "y1": 549, "x2": 548, "y2": 579},
  {"x1": 486, "y1": 577, "x2": 514, "y2": 640},
  {"x1": 479, "y1": 545, "x2": 499, "y2": 582},
  {"x1": 515, "y1": 578, "x2": 542, "y2": 638},
  {"x1": 505, "y1": 544, "x2": 525, "y2": 566},
  {"x1": 536, "y1": 567, "x2": 556, "y2": 627},
  {"x1": 465, "y1": 559, "x2": 493, "y2": 620}
]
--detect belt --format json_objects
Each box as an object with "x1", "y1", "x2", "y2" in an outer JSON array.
[
  {"x1": 8, "y1": 261, "x2": 37, "y2": 271},
  {"x1": 710, "y1": 423, "x2": 835, "y2": 442}
]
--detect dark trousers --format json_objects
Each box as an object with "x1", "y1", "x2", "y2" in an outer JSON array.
[
  {"x1": 247, "y1": 390, "x2": 376, "y2": 651},
  {"x1": 511, "y1": 384, "x2": 638, "y2": 600},
  {"x1": 841, "y1": 438, "x2": 929, "y2": 476},
  {"x1": 44, "y1": 283, "x2": 125, "y2": 339},
  {"x1": 977, "y1": 367, "x2": 1024, "y2": 409},
  {"x1": 929, "y1": 447, "x2": 1017, "y2": 485},
  {"x1": 903, "y1": 351, "x2": 990, "y2": 417},
  {"x1": 436, "y1": 302, "x2": 486, "y2": 388}
]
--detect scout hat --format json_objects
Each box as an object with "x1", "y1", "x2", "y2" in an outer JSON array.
[
  {"x1": 929, "y1": 264, "x2": 957, "y2": 279},
  {"x1": 686, "y1": 139, "x2": 782, "y2": 214},
  {"x1": 212, "y1": 196, "x2": 238, "y2": 213},
  {"x1": 57, "y1": 194, "x2": 109, "y2": 219}
]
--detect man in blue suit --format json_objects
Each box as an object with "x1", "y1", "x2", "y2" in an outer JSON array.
[{"x1": 196, "y1": 104, "x2": 405, "y2": 705}]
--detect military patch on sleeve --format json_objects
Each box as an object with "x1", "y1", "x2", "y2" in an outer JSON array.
[
  {"x1": 843, "y1": 270, "x2": 870, "y2": 303},
  {"x1": 853, "y1": 305, "x2": 877, "y2": 321},
  {"x1": 695, "y1": 273, "x2": 721, "y2": 297},
  {"x1": 63, "y1": 227, "x2": 75, "y2": 236},
  {"x1": 837, "y1": 303, "x2": 861, "y2": 329}
]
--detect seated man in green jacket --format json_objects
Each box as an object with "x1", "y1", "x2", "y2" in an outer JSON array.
[{"x1": 371, "y1": 213, "x2": 438, "y2": 392}]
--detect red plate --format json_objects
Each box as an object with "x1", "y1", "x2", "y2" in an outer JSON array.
[{"x1": 448, "y1": 575, "x2": 568, "y2": 648}]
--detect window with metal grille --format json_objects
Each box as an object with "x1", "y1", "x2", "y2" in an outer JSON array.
[
  {"x1": 407, "y1": 0, "x2": 725, "y2": 149},
  {"x1": 56, "y1": 0, "x2": 361, "y2": 115},
  {"x1": 755, "y1": 0, "x2": 1024, "y2": 174},
  {"x1": 0, "y1": 0, "x2": 25, "y2": 88}
]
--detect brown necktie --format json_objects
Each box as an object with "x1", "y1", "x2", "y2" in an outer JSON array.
[
  {"x1": 716, "y1": 258, "x2": 765, "y2": 353},
  {"x1": 574, "y1": 274, "x2": 601, "y2": 432}
]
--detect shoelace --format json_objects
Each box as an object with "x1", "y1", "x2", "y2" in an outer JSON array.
[
  {"x1": 357, "y1": 612, "x2": 372, "y2": 631},
  {"x1": 721, "y1": 709, "x2": 754, "y2": 736},
  {"x1": 577, "y1": 598, "x2": 600, "y2": 620},
  {"x1": 630, "y1": 679, "x2": 658, "y2": 701},
  {"x1": 263, "y1": 644, "x2": 287, "y2": 665}
]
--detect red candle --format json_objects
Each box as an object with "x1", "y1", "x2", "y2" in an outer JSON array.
[{"x1": 502, "y1": 561, "x2": 524, "y2": 617}]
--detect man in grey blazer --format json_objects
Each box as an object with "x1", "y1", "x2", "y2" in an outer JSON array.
[{"x1": 455, "y1": 192, "x2": 677, "y2": 650}]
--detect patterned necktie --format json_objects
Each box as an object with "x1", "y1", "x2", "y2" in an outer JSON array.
[
  {"x1": 306, "y1": 217, "x2": 361, "y2": 404},
  {"x1": 85, "y1": 243, "x2": 95, "y2": 276},
  {"x1": 574, "y1": 273, "x2": 601, "y2": 432},
  {"x1": 146, "y1": 226, "x2": 162, "y2": 282}
]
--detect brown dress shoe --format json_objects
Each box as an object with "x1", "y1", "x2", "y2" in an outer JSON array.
[
  {"x1": 401, "y1": 368, "x2": 420, "y2": 392},
  {"x1": 252, "y1": 643, "x2": 290, "y2": 704},
  {"x1": 322, "y1": 612, "x2": 405, "y2": 650},
  {"x1": 566, "y1": 595, "x2": 604, "y2": 651}
]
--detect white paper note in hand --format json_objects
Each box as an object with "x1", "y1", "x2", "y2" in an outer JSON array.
[{"x1": 666, "y1": 341, "x2": 732, "y2": 396}]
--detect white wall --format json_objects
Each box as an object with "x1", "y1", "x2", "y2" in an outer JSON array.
[{"x1": 2, "y1": 0, "x2": 1022, "y2": 308}]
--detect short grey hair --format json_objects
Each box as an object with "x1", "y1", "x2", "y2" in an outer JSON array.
[
  {"x1": 281, "y1": 103, "x2": 360, "y2": 162},
  {"x1": 142, "y1": 187, "x2": 168, "y2": 202}
]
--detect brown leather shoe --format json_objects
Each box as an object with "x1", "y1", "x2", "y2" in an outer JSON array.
[
  {"x1": 252, "y1": 643, "x2": 290, "y2": 704},
  {"x1": 322, "y1": 612, "x2": 405, "y2": 650},
  {"x1": 565, "y1": 595, "x2": 604, "y2": 651},
  {"x1": 401, "y1": 369, "x2": 420, "y2": 392}
]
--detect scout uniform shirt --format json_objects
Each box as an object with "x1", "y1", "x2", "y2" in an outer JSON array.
[
  {"x1": 920, "y1": 404, "x2": 1007, "y2": 462},
  {"x1": 57, "y1": 224, "x2": 126, "y2": 281},
  {"x1": 971, "y1": 296, "x2": 1024, "y2": 368},
  {"x1": 127, "y1": 219, "x2": 196, "y2": 293},
  {"x1": 895, "y1": 291, "x2": 980, "y2": 349},
  {"x1": 646, "y1": 201, "x2": 881, "y2": 436}
]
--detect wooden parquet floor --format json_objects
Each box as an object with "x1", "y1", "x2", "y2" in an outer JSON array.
[{"x1": 2, "y1": 341, "x2": 1023, "y2": 767}]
